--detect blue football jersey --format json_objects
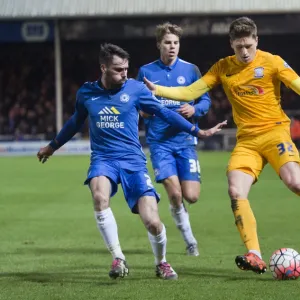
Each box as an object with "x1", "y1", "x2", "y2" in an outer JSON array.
[
  {"x1": 137, "y1": 58, "x2": 211, "y2": 146},
  {"x1": 54, "y1": 79, "x2": 200, "y2": 170}
]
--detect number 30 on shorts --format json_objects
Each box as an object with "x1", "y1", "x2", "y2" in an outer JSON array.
[
  {"x1": 276, "y1": 142, "x2": 294, "y2": 155},
  {"x1": 189, "y1": 159, "x2": 200, "y2": 173}
]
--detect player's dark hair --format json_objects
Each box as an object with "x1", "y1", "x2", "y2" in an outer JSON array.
[
  {"x1": 155, "y1": 22, "x2": 183, "y2": 43},
  {"x1": 99, "y1": 43, "x2": 130, "y2": 66},
  {"x1": 229, "y1": 17, "x2": 257, "y2": 40}
]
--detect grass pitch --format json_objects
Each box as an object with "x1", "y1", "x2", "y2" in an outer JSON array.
[{"x1": 0, "y1": 152, "x2": 299, "y2": 300}]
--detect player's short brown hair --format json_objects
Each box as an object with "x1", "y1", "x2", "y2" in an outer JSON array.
[
  {"x1": 155, "y1": 22, "x2": 183, "y2": 43},
  {"x1": 99, "y1": 43, "x2": 130, "y2": 66},
  {"x1": 229, "y1": 17, "x2": 257, "y2": 40}
]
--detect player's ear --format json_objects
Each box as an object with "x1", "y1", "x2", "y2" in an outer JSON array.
[
  {"x1": 229, "y1": 39, "x2": 234, "y2": 50},
  {"x1": 156, "y1": 42, "x2": 160, "y2": 50},
  {"x1": 100, "y1": 64, "x2": 106, "y2": 74}
]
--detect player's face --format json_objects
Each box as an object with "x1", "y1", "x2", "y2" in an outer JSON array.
[
  {"x1": 230, "y1": 36, "x2": 258, "y2": 64},
  {"x1": 102, "y1": 55, "x2": 128, "y2": 87},
  {"x1": 158, "y1": 33, "x2": 180, "y2": 64}
]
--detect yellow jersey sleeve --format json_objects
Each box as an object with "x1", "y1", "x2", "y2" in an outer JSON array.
[
  {"x1": 155, "y1": 60, "x2": 224, "y2": 101},
  {"x1": 290, "y1": 78, "x2": 300, "y2": 95},
  {"x1": 274, "y1": 55, "x2": 299, "y2": 88},
  {"x1": 155, "y1": 78, "x2": 210, "y2": 102}
]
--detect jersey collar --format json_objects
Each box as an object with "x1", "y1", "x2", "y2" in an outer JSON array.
[{"x1": 158, "y1": 57, "x2": 179, "y2": 70}]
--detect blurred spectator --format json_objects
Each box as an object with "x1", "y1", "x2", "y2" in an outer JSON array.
[
  {"x1": 290, "y1": 117, "x2": 300, "y2": 148},
  {"x1": 1, "y1": 35, "x2": 300, "y2": 141}
]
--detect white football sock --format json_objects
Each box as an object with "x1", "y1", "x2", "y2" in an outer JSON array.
[
  {"x1": 249, "y1": 250, "x2": 262, "y2": 259},
  {"x1": 94, "y1": 208, "x2": 125, "y2": 260},
  {"x1": 170, "y1": 203, "x2": 197, "y2": 246},
  {"x1": 148, "y1": 223, "x2": 167, "y2": 265}
]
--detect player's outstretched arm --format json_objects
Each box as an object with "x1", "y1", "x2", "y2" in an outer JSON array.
[
  {"x1": 139, "y1": 87, "x2": 226, "y2": 139},
  {"x1": 155, "y1": 105, "x2": 227, "y2": 138},
  {"x1": 290, "y1": 78, "x2": 300, "y2": 95},
  {"x1": 37, "y1": 112, "x2": 86, "y2": 163},
  {"x1": 144, "y1": 77, "x2": 210, "y2": 102},
  {"x1": 37, "y1": 91, "x2": 88, "y2": 163}
]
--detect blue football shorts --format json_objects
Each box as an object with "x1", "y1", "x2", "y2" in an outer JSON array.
[
  {"x1": 84, "y1": 160, "x2": 160, "y2": 214},
  {"x1": 149, "y1": 144, "x2": 201, "y2": 183}
]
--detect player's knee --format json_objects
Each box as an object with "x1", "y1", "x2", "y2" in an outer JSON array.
[
  {"x1": 228, "y1": 184, "x2": 243, "y2": 200},
  {"x1": 145, "y1": 219, "x2": 161, "y2": 235},
  {"x1": 184, "y1": 193, "x2": 199, "y2": 204},
  {"x1": 92, "y1": 190, "x2": 110, "y2": 210},
  {"x1": 285, "y1": 178, "x2": 300, "y2": 194},
  {"x1": 169, "y1": 190, "x2": 183, "y2": 208}
]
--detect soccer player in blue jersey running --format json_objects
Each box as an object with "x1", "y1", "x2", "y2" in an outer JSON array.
[
  {"x1": 37, "y1": 43, "x2": 226, "y2": 280},
  {"x1": 137, "y1": 23, "x2": 211, "y2": 256}
]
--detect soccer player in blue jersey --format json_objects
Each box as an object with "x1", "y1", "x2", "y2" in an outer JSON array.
[
  {"x1": 37, "y1": 43, "x2": 226, "y2": 280},
  {"x1": 137, "y1": 23, "x2": 211, "y2": 256}
]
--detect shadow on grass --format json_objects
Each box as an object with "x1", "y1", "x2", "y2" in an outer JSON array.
[
  {"x1": 7, "y1": 247, "x2": 150, "y2": 255},
  {"x1": 0, "y1": 270, "x2": 118, "y2": 285},
  {"x1": 0, "y1": 265, "x2": 274, "y2": 285},
  {"x1": 174, "y1": 266, "x2": 273, "y2": 281}
]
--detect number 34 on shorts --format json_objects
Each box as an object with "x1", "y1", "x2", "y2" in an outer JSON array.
[{"x1": 276, "y1": 142, "x2": 293, "y2": 155}]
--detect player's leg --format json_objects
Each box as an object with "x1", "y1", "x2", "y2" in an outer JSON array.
[
  {"x1": 176, "y1": 146, "x2": 202, "y2": 255},
  {"x1": 150, "y1": 145, "x2": 197, "y2": 254},
  {"x1": 120, "y1": 168, "x2": 177, "y2": 279},
  {"x1": 227, "y1": 142, "x2": 267, "y2": 274},
  {"x1": 280, "y1": 162, "x2": 300, "y2": 194},
  {"x1": 86, "y1": 164, "x2": 128, "y2": 279},
  {"x1": 162, "y1": 176, "x2": 198, "y2": 256},
  {"x1": 261, "y1": 126, "x2": 300, "y2": 195},
  {"x1": 138, "y1": 196, "x2": 177, "y2": 280}
]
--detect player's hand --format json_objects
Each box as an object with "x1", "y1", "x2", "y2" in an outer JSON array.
[
  {"x1": 143, "y1": 77, "x2": 156, "y2": 93},
  {"x1": 139, "y1": 110, "x2": 152, "y2": 119},
  {"x1": 197, "y1": 120, "x2": 227, "y2": 138},
  {"x1": 37, "y1": 145, "x2": 55, "y2": 163},
  {"x1": 177, "y1": 104, "x2": 195, "y2": 118}
]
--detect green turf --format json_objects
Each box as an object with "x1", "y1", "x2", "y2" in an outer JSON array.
[{"x1": 0, "y1": 152, "x2": 299, "y2": 300}]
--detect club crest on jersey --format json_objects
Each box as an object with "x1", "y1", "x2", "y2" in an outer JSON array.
[
  {"x1": 120, "y1": 93, "x2": 130, "y2": 103},
  {"x1": 177, "y1": 76, "x2": 186, "y2": 84},
  {"x1": 254, "y1": 67, "x2": 264, "y2": 78}
]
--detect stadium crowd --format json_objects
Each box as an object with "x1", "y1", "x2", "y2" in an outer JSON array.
[{"x1": 1, "y1": 36, "x2": 300, "y2": 141}]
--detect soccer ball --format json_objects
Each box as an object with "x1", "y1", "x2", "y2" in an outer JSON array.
[{"x1": 269, "y1": 248, "x2": 300, "y2": 280}]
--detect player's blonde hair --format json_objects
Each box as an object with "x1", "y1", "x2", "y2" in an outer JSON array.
[
  {"x1": 229, "y1": 17, "x2": 257, "y2": 40},
  {"x1": 155, "y1": 22, "x2": 183, "y2": 43}
]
